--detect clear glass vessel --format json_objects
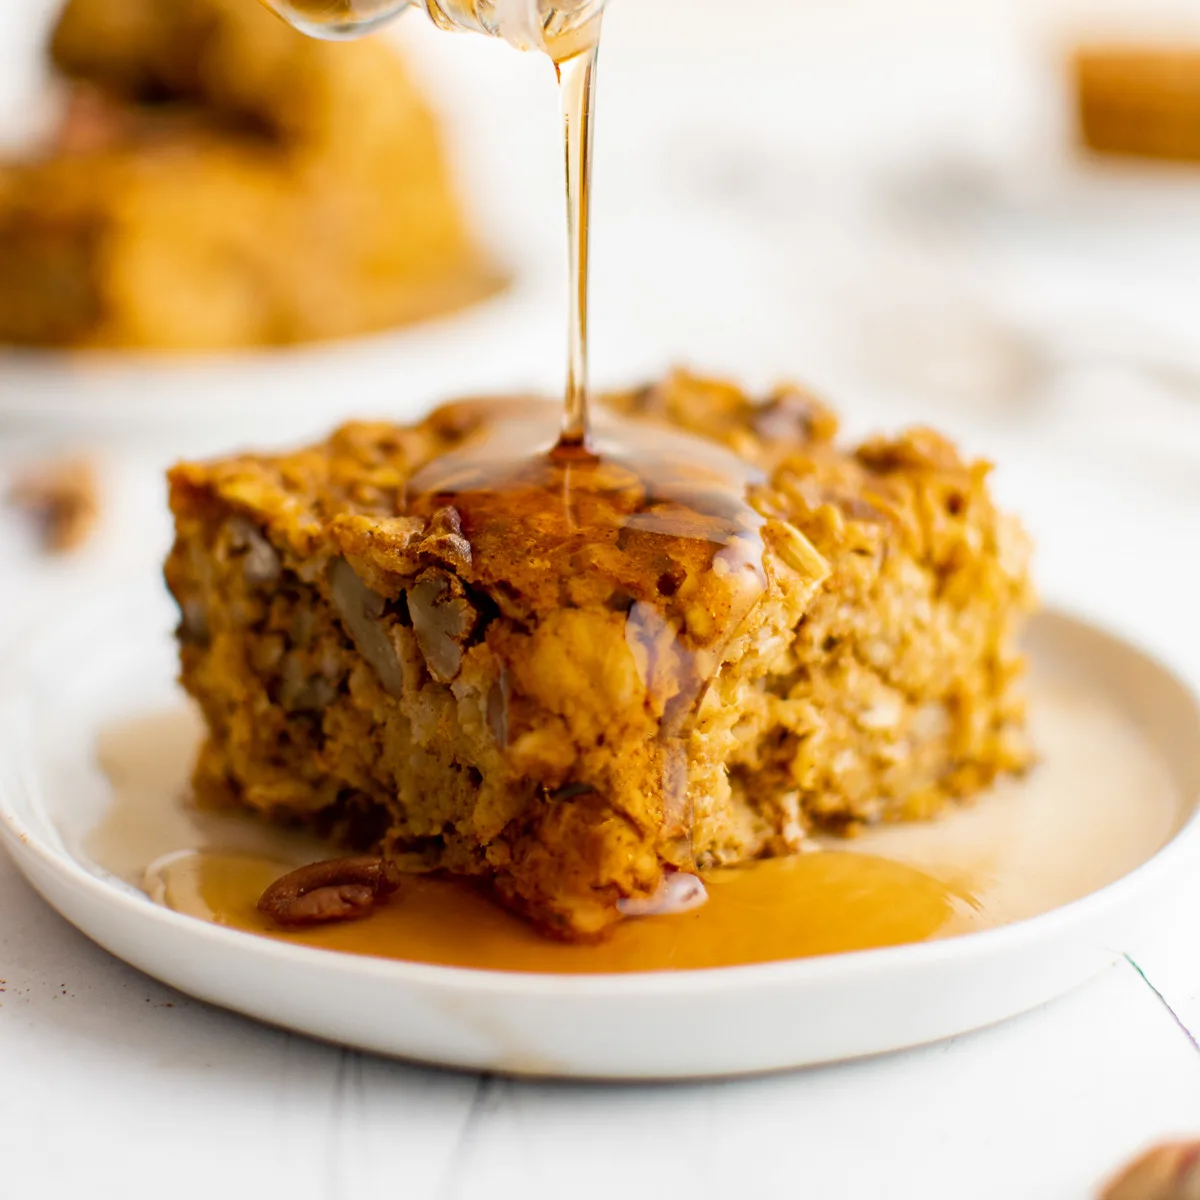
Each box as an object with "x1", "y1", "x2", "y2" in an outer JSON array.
[{"x1": 264, "y1": 0, "x2": 606, "y2": 56}]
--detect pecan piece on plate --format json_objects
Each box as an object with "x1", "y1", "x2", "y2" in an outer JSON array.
[
  {"x1": 9, "y1": 455, "x2": 99, "y2": 553},
  {"x1": 258, "y1": 855, "x2": 399, "y2": 927},
  {"x1": 1102, "y1": 1141, "x2": 1200, "y2": 1200}
]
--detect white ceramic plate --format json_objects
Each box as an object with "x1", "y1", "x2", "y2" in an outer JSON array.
[
  {"x1": 0, "y1": 286, "x2": 565, "y2": 452},
  {"x1": 1, "y1": 589, "x2": 1198, "y2": 1080}
]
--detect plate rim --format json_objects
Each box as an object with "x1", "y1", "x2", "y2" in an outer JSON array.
[{"x1": 0, "y1": 283, "x2": 545, "y2": 429}]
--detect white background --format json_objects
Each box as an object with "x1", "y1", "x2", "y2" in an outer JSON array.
[{"x1": 4, "y1": 1, "x2": 1200, "y2": 1196}]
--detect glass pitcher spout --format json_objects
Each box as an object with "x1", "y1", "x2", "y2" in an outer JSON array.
[{"x1": 263, "y1": 0, "x2": 606, "y2": 56}]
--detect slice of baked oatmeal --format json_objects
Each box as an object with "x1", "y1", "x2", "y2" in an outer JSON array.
[{"x1": 165, "y1": 371, "x2": 1033, "y2": 939}]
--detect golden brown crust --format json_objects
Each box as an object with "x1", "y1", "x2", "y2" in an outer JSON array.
[{"x1": 166, "y1": 371, "x2": 1034, "y2": 938}]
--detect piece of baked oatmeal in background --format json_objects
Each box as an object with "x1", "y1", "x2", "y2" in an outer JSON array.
[{"x1": 166, "y1": 372, "x2": 1033, "y2": 939}]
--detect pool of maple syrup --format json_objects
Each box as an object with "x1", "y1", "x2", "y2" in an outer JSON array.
[
  {"x1": 91, "y1": 712, "x2": 981, "y2": 972},
  {"x1": 85, "y1": 663, "x2": 1187, "y2": 975},
  {"x1": 147, "y1": 849, "x2": 973, "y2": 973}
]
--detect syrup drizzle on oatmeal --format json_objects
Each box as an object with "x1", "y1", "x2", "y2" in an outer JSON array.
[
  {"x1": 276, "y1": 0, "x2": 605, "y2": 446},
  {"x1": 404, "y1": 400, "x2": 773, "y2": 864},
  {"x1": 270, "y1": 0, "x2": 757, "y2": 885},
  {"x1": 557, "y1": 39, "x2": 599, "y2": 447}
]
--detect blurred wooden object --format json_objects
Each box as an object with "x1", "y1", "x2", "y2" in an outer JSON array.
[{"x1": 1075, "y1": 46, "x2": 1200, "y2": 162}]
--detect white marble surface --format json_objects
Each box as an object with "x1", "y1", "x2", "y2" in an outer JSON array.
[{"x1": 5, "y1": 1, "x2": 1200, "y2": 1195}]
